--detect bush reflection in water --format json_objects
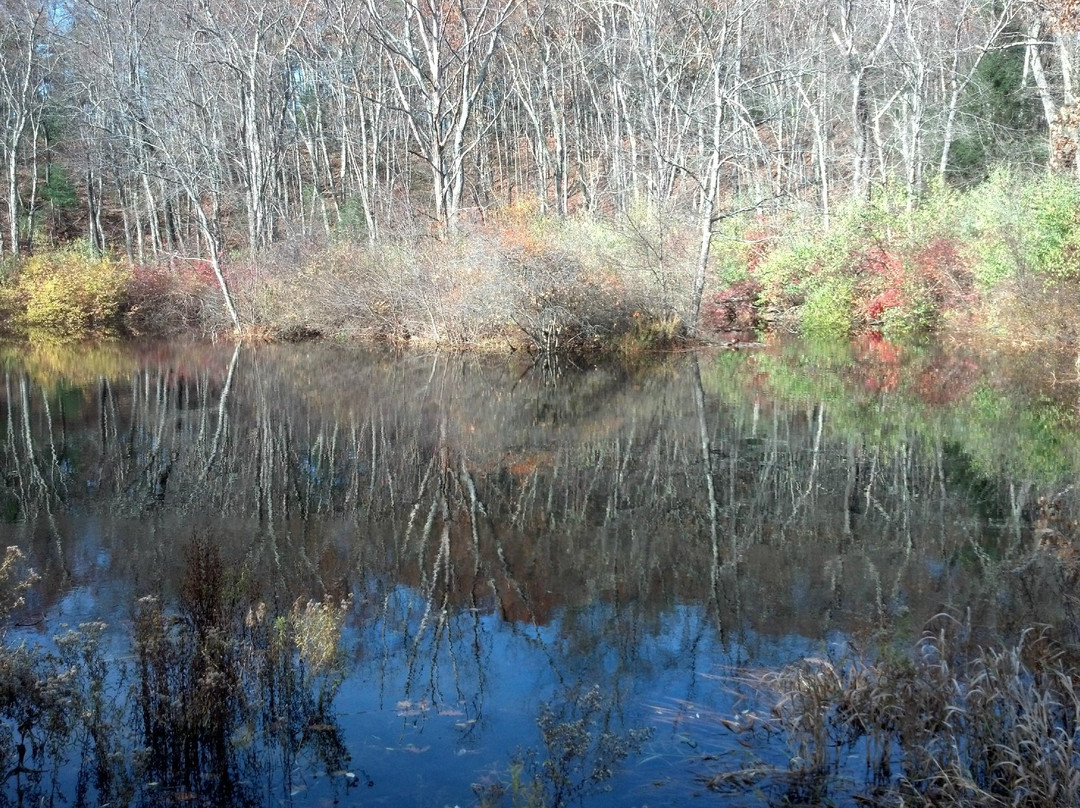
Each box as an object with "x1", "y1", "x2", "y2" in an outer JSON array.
[{"x1": 0, "y1": 542, "x2": 653, "y2": 808}]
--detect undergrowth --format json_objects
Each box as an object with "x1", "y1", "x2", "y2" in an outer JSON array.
[
  {"x1": 707, "y1": 170, "x2": 1080, "y2": 343},
  {"x1": 711, "y1": 615, "x2": 1080, "y2": 807},
  {"x1": 5, "y1": 169, "x2": 1080, "y2": 349},
  {"x1": 0, "y1": 538, "x2": 353, "y2": 806}
]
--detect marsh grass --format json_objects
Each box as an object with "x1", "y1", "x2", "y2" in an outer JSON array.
[
  {"x1": 0, "y1": 547, "x2": 36, "y2": 622},
  {"x1": 0, "y1": 537, "x2": 353, "y2": 806},
  {"x1": 716, "y1": 616, "x2": 1080, "y2": 807},
  {"x1": 129, "y1": 538, "x2": 353, "y2": 801}
]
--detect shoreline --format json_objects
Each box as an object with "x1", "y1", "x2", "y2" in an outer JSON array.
[{"x1": 4, "y1": 171, "x2": 1080, "y2": 354}]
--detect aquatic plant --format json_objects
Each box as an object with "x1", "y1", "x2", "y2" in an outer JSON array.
[
  {"x1": 473, "y1": 683, "x2": 653, "y2": 808},
  {"x1": 716, "y1": 616, "x2": 1080, "y2": 807},
  {"x1": 0, "y1": 537, "x2": 354, "y2": 807},
  {"x1": 0, "y1": 549, "x2": 89, "y2": 804},
  {"x1": 0, "y1": 547, "x2": 36, "y2": 622},
  {"x1": 130, "y1": 537, "x2": 353, "y2": 802}
]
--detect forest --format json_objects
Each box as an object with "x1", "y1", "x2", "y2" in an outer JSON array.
[{"x1": 0, "y1": 0, "x2": 1079, "y2": 345}]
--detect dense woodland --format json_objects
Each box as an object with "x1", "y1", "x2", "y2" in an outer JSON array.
[{"x1": 2, "y1": 0, "x2": 1080, "y2": 340}]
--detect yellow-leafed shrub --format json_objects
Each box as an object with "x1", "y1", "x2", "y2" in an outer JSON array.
[{"x1": 17, "y1": 246, "x2": 131, "y2": 336}]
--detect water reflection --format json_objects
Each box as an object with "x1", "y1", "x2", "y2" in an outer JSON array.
[{"x1": 0, "y1": 338, "x2": 1078, "y2": 806}]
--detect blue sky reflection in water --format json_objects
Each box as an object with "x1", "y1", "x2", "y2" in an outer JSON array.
[
  {"x1": 1, "y1": 338, "x2": 1078, "y2": 807},
  {"x1": 332, "y1": 593, "x2": 766, "y2": 807},
  {"x1": 13, "y1": 580, "x2": 809, "y2": 808}
]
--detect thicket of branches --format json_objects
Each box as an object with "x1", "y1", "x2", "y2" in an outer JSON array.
[{"x1": 0, "y1": 0, "x2": 1076, "y2": 334}]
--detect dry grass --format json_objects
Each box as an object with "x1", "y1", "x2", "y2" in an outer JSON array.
[
  {"x1": 0, "y1": 547, "x2": 37, "y2": 623},
  {"x1": 720, "y1": 616, "x2": 1080, "y2": 807},
  {"x1": 222, "y1": 214, "x2": 694, "y2": 355},
  {"x1": 291, "y1": 596, "x2": 352, "y2": 677}
]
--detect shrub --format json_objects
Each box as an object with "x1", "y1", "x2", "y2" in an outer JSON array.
[
  {"x1": 708, "y1": 211, "x2": 771, "y2": 287},
  {"x1": 754, "y1": 241, "x2": 815, "y2": 309},
  {"x1": 1024, "y1": 174, "x2": 1080, "y2": 281},
  {"x1": 964, "y1": 169, "x2": 1080, "y2": 288},
  {"x1": 849, "y1": 244, "x2": 943, "y2": 336},
  {"x1": 0, "y1": 546, "x2": 36, "y2": 623},
  {"x1": 878, "y1": 291, "x2": 936, "y2": 336},
  {"x1": 721, "y1": 621, "x2": 1080, "y2": 807},
  {"x1": 126, "y1": 258, "x2": 221, "y2": 336},
  {"x1": 800, "y1": 277, "x2": 854, "y2": 338},
  {"x1": 740, "y1": 184, "x2": 975, "y2": 338},
  {"x1": 16, "y1": 245, "x2": 131, "y2": 337},
  {"x1": 704, "y1": 279, "x2": 764, "y2": 332}
]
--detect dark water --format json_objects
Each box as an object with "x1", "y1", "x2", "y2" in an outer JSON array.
[{"x1": 1, "y1": 337, "x2": 1079, "y2": 807}]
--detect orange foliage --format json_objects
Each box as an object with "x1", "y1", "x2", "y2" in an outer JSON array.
[
  {"x1": 504, "y1": 449, "x2": 555, "y2": 478},
  {"x1": 1045, "y1": 0, "x2": 1080, "y2": 32}
]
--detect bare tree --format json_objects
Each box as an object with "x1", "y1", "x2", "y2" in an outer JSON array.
[
  {"x1": 0, "y1": 0, "x2": 51, "y2": 255},
  {"x1": 0, "y1": 0, "x2": 1057, "y2": 304},
  {"x1": 828, "y1": 0, "x2": 897, "y2": 200},
  {"x1": 934, "y1": 0, "x2": 1017, "y2": 183},
  {"x1": 363, "y1": 0, "x2": 517, "y2": 232}
]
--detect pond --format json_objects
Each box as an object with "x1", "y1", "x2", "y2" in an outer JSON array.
[{"x1": 1, "y1": 336, "x2": 1079, "y2": 807}]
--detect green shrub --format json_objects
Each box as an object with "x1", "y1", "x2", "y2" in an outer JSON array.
[
  {"x1": 755, "y1": 241, "x2": 818, "y2": 308},
  {"x1": 963, "y1": 168, "x2": 1014, "y2": 287},
  {"x1": 16, "y1": 245, "x2": 131, "y2": 336},
  {"x1": 964, "y1": 169, "x2": 1080, "y2": 288},
  {"x1": 909, "y1": 179, "x2": 963, "y2": 243},
  {"x1": 1025, "y1": 174, "x2": 1080, "y2": 281},
  {"x1": 879, "y1": 289, "x2": 936, "y2": 337},
  {"x1": 800, "y1": 277, "x2": 854, "y2": 338}
]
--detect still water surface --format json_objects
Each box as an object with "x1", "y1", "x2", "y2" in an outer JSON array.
[{"x1": 1, "y1": 337, "x2": 1078, "y2": 807}]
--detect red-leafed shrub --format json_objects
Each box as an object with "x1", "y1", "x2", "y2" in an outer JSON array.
[
  {"x1": 863, "y1": 286, "x2": 905, "y2": 323},
  {"x1": 910, "y1": 237, "x2": 975, "y2": 311},
  {"x1": 704, "y1": 279, "x2": 764, "y2": 332},
  {"x1": 852, "y1": 246, "x2": 909, "y2": 327},
  {"x1": 858, "y1": 245, "x2": 905, "y2": 280},
  {"x1": 126, "y1": 258, "x2": 220, "y2": 335}
]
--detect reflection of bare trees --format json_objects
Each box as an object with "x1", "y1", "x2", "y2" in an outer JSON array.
[
  {"x1": 4, "y1": 342, "x2": 1080, "y2": 804},
  {"x1": 0, "y1": 343, "x2": 1072, "y2": 656},
  {"x1": 128, "y1": 538, "x2": 352, "y2": 806},
  {"x1": 474, "y1": 683, "x2": 653, "y2": 808}
]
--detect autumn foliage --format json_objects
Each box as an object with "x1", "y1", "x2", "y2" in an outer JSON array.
[{"x1": 5, "y1": 246, "x2": 131, "y2": 336}]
